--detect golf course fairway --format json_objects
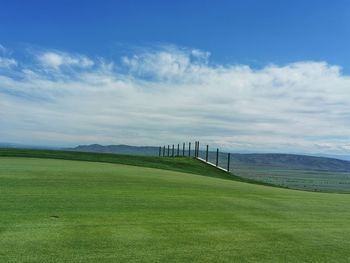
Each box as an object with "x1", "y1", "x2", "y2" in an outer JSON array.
[{"x1": 1, "y1": 156, "x2": 350, "y2": 262}]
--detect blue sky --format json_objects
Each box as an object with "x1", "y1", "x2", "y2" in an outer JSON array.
[
  {"x1": 1, "y1": 1, "x2": 350, "y2": 154},
  {"x1": 2, "y1": 0, "x2": 350, "y2": 71}
]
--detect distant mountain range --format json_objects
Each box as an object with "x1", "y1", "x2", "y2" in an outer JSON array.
[{"x1": 67, "y1": 144, "x2": 350, "y2": 173}]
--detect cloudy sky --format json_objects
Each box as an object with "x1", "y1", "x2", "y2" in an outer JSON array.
[{"x1": 1, "y1": 1, "x2": 350, "y2": 154}]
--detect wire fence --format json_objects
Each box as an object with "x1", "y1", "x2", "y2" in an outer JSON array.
[{"x1": 159, "y1": 141, "x2": 232, "y2": 173}]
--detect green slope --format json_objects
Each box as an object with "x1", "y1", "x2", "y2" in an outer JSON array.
[
  {"x1": 3, "y1": 148, "x2": 350, "y2": 192},
  {"x1": 0, "y1": 147, "x2": 226, "y2": 176},
  {"x1": 1, "y1": 157, "x2": 350, "y2": 262},
  {"x1": 0, "y1": 148, "x2": 268, "y2": 185}
]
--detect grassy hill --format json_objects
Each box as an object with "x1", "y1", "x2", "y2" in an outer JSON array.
[
  {"x1": 66, "y1": 144, "x2": 350, "y2": 192},
  {"x1": 1, "y1": 150, "x2": 350, "y2": 262},
  {"x1": 0, "y1": 148, "x2": 240, "y2": 182},
  {"x1": 2, "y1": 148, "x2": 350, "y2": 192},
  {"x1": 0, "y1": 148, "x2": 350, "y2": 193}
]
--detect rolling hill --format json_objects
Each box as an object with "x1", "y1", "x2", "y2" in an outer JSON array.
[{"x1": 3, "y1": 147, "x2": 350, "y2": 192}]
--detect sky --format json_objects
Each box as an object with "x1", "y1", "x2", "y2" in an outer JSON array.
[{"x1": 1, "y1": 0, "x2": 350, "y2": 154}]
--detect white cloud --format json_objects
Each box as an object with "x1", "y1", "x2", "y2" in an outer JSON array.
[
  {"x1": 191, "y1": 48, "x2": 210, "y2": 63},
  {"x1": 1, "y1": 45, "x2": 350, "y2": 155},
  {"x1": 121, "y1": 46, "x2": 210, "y2": 81},
  {"x1": 38, "y1": 51, "x2": 94, "y2": 69},
  {"x1": 0, "y1": 44, "x2": 17, "y2": 68},
  {"x1": 0, "y1": 44, "x2": 6, "y2": 54},
  {"x1": 0, "y1": 57, "x2": 17, "y2": 68},
  {"x1": 122, "y1": 50, "x2": 190, "y2": 80}
]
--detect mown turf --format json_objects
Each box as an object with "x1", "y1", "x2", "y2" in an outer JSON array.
[{"x1": 1, "y1": 157, "x2": 350, "y2": 262}]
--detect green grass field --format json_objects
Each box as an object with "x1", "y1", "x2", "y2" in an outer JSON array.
[{"x1": 1, "y1": 150, "x2": 350, "y2": 262}]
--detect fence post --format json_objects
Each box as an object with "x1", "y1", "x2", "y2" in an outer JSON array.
[
  {"x1": 159, "y1": 146, "x2": 161, "y2": 156},
  {"x1": 227, "y1": 153, "x2": 231, "y2": 172},
  {"x1": 216, "y1": 148, "x2": 219, "y2": 167},
  {"x1": 183, "y1": 143, "x2": 185, "y2": 156},
  {"x1": 197, "y1": 141, "x2": 200, "y2": 158},
  {"x1": 163, "y1": 146, "x2": 165, "y2": 157},
  {"x1": 189, "y1": 142, "x2": 191, "y2": 157},
  {"x1": 177, "y1": 144, "x2": 179, "y2": 156},
  {"x1": 167, "y1": 145, "x2": 170, "y2": 157},
  {"x1": 194, "y1": 141, "x2": 196, "y2": 157},
  {"x1": 206, "y1": 145, "x2": 209, "y2": 162},
  {"x1": 172, "y1": 145, "x2": 174, "y2": 157}
]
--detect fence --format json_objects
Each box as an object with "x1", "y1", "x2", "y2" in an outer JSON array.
[{"x1": 158, "y1": 141, "x2": 231, "y2": 173}]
